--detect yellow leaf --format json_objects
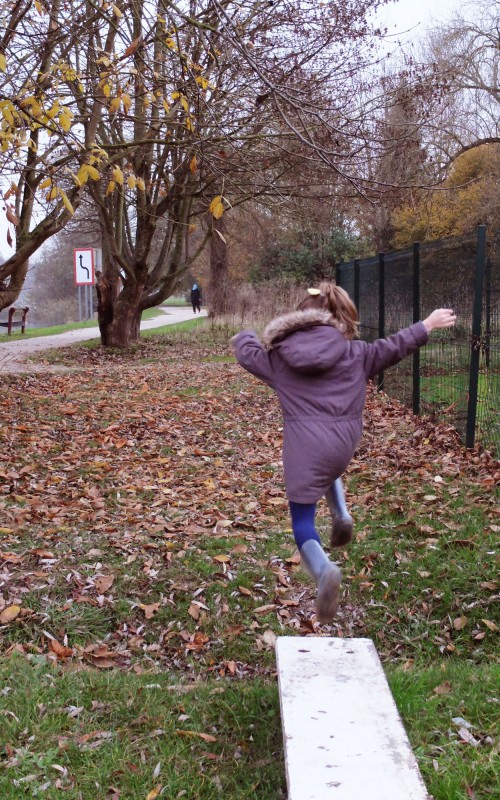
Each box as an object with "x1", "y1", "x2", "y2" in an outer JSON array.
[
  {"x1": 209, "y1": 195, "x2": 223, "y2": 214},
  {"x1": 46, "y1": 101, "x2": 60, "y2": 119},
  {"x1": 112, "y1": 4, "x2": 123, "y2": 17},
  {"x1": 59, "y1": 189, "x2": 75, "y2": 215},
  {"x1": 481, "y1": 619, "x2": 498, "y2": 632},
  {"x1": 165, "y1": 37, "x2": 176, "y2": 49},
  {"x1": 76, "y1": 165, "x2": 89, "y2": 184},
  {"x1": 136, "y1": 177, "x2": 145, "y2": 191},
  {"x1": 213, "y1": 554, "x2": 230, "y2": 563},
  {"x1": 39, "y1": 177, "x2": 52, "y2": 190},
  {"x1": 0, "y1": 527, "x2": 14, "y2": 534},
  {"x1": 59, "y1": 111, "x2": 72, "y2": 132},
  {"x1": 87, "y1": 165, "x2": 100, "y2": 181},
  {"x1": 34, "y1": 0, "x2": 43, "y2": 14},
  {"x1": 162, "y1": 99, "x2": 170, "y2": 112},
  {"x1": 127, "y1": 174, "x2": 136, "y2": 190},
  {"x1": 112, "y1": 166, "x2": 124, "y2": 185},
  {"x1": 0, "y1": 605, "x2": 21, "y2": 624},
  {"x1": 103, "y1": 83, "x2": 111, "y2": 98},
  {"x1": 109, "y1": 96, "x2": 121, "y2": 113},
  {"x1": 105, "y1": 180, "x2": 116, "y2": 196},
  {"x1": 189, "y1": 155, "x2": 198, "y2": 173},
  {"x1": 46, "y1": 186, "x2": 59, "y2": 201},
  {"x1": 121, "y1": 93, "x2": 132, "y2": 113},
  {"x1": 0, "y1": 54, "x2": 6, "y2": 73},
  {"x1": 212, "y1": 201, "x2": 224, "y2": 219}
]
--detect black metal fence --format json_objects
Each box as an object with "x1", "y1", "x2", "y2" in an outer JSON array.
[{"x1": 336, "y1": 226, "x2": 499, "y2": 456}]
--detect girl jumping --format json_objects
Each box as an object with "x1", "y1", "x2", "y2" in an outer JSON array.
[{"x1": 232, "y1": 283, "x2": 456, "y2": 623}]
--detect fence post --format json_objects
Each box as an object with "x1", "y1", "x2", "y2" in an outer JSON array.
[
  {"x1": 466, "y1": 225, "x2": 487, "y2": 448},
  {"x1": 412, "y1": 242, "x2": 420, "y2": 415},
  {"x1": 485, "y1": 257, "x2": 491, "y2": 369},
  {"x1": 336, "y1": 262, "x2": 342, "y2": 287},
  {"x1": 378, "y1": 252, "x2": 385, "y2": 391},
  {"x1": 353, "y1": 259, "x2": 360, "y2": 314}
]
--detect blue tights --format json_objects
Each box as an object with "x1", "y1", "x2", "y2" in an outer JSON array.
[{"x1": 289, "y1": 501, "x2": 320, "y2": 549}]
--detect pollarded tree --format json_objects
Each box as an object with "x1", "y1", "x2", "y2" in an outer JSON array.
[{"x1": 1, "y1": 0, "x2": 395, "y2": 346}]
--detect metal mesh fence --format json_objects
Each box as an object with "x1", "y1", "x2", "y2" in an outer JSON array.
[{"x1": 337, "y1": 227, "x2": 499, "y2": 456}]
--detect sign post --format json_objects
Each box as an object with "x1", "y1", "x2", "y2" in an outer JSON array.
[{"x1": 74, "y1": 248, "x2": 96, "y2": 321}]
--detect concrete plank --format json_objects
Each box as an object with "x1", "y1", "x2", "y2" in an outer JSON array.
[{"x1": 276, "y1": 636, "x2": 431, "y2": 800}]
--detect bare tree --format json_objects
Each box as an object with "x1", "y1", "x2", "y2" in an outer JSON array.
[
  {"x1": 1, "y1": 0, "x2": 412, "y2": 346},
  {"x1": 423, "y1": 0, "x2": 500, "y2": 165}
]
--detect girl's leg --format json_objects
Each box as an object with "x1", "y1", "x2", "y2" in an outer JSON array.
[
  {"x1": 289, "y1": 501, "x2": 342, "y2": 622},
  {"x1": 325, "y1": 478, "x2": 353, "y2": 547}
]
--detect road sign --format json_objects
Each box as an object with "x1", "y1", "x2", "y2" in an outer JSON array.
[{"x1": 74, "y1": 248, "x2": 95, "y2": 286}]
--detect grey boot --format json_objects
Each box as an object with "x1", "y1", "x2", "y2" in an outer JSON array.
[
  {"x1": 325, "y1": 478, "x2": 353, "y2": 548},
  {"x1": 300, "y1": 539, "x2": 342, "y2": 623}
]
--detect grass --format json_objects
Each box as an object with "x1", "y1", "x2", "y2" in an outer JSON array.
[
  {"x1": 388, "y1": 663, "x2": 500, "y2": 800},
  {"x1": 0, "y1": 325, "x2": 498, "y2": 799},
  {"x1": 0, "y1": 658, "x2": 285, "y2": 800}
]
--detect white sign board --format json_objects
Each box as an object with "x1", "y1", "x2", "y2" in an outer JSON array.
[{"x1": 74, "y1": 248, "x2": 95, "y2": 286}]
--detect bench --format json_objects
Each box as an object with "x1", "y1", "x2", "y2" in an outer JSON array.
[
  {"x1": 0, "y1": 306, "x2": 29, "y2": 335},
  {"x1": 276, "y1": 636, "x2": 430, "y2": 800}
]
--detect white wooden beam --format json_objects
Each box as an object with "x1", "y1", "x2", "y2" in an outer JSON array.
[{"x1": 276, "y1": 636, "x2": 430, "y2": 800}]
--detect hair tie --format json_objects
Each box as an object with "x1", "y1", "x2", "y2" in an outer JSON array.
[{"x1": 307, "y1": 288, "x2": 321, "y2": 296}]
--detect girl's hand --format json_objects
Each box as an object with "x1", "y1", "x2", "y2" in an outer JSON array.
[{"x1": 422, "y1": 309, "x2": 457, "y2": 332}]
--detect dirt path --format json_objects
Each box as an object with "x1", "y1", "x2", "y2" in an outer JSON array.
[{"x1": 0, "y1": 306, "x2": 207, "y2": 374}]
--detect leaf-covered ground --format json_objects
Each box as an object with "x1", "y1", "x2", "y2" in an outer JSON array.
[
  {"x1": 1, "y1": 331, "x2": 497, "y2": 669},
  {"x1": 0, "y1": 327, "x2": 498, "y2": 799}
]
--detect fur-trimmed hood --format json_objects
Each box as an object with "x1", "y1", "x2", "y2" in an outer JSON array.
[
  {"x1": 262, "y1": 309, "x2": 347, "y2": 376},
  {"x1": 262, "y1": 309, "x2": 343, "y2": 349}
]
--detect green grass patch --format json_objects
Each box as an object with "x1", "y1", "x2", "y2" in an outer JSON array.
[
  {"x1": 388, "y1": 662, "x2": 500, "y2": 800},
  {"x1": 0, "y1": 658, "x2": 285, "y2": 800}
]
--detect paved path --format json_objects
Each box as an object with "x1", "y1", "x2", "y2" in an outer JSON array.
[{"x1": 0, "y1": 306, "x2": 207, "y2": 374}]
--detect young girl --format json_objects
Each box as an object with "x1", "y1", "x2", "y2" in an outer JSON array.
[{"x1": 232, "y1": 283, "x2": 456, "y2": 623}]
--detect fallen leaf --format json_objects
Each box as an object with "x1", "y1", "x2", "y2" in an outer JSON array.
[
  {"x1": 140, "y1": 602, "x2": 161, "y2": 619},
  {"x1": 262, "y1": 629, "x2": 277, "y2": 647},
  {"x1": 253, "y1": 604, "x2": 279, "y2": 615},
  {"x1": 433, "y1": 681, "x2": 452, "y2": 695},
  {"x1": 49, "y1": 639, "x2": 74, "y2": 659},
  {"x1": 453, "y1": 616, "x2": 468, "y2": 630},
  {"x1": 0, "y1": 605, "x2": 21, "y2": 624},
  {"x1": 146, "y1": 786, "x2": 162, "y2": 800},
  {"x1": 95, "y1": 574, "x2": 115, "y2": 593},
  {"x1": 175, "y1": 729, "x2": 217, "y2": 743}
]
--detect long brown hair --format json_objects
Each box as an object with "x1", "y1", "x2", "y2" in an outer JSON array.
[{"x1": 297, "y1": 282, "x2": 359, "y2": 340}]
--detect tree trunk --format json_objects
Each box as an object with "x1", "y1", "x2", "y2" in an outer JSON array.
[
  {"x1": 97, "y1": 273, "x2": 146, "y2": 348},
  {"x1": 208, "y1": 216, "x2": 230, "y2": 317},
  {"x1": 95, "y1": 271, "x2": 115, "y2": 346}
]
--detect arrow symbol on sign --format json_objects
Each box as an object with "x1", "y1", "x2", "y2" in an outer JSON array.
[{"x1": 79, "y1": 254, "x2": 90, "y2": 279}]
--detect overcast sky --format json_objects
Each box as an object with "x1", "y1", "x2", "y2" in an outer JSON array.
[
  {"x1": 376, "y1": 0, "x2": 467, "y2": 40},
  {"x1": 0, "y1": 0, "x2": 470, "y2": 261}
]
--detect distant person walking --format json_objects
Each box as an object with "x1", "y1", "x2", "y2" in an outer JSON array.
[
  {"x1": 232, "y1": 282, "x2": 456, "y2": 623},
  {"x1": 190, "y1": 283, "x2": 202, "y2": 313}
]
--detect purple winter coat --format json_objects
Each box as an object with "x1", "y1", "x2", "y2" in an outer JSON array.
[{"x1": 233, "y1": 308, "x2": 428, "y2": 503}]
